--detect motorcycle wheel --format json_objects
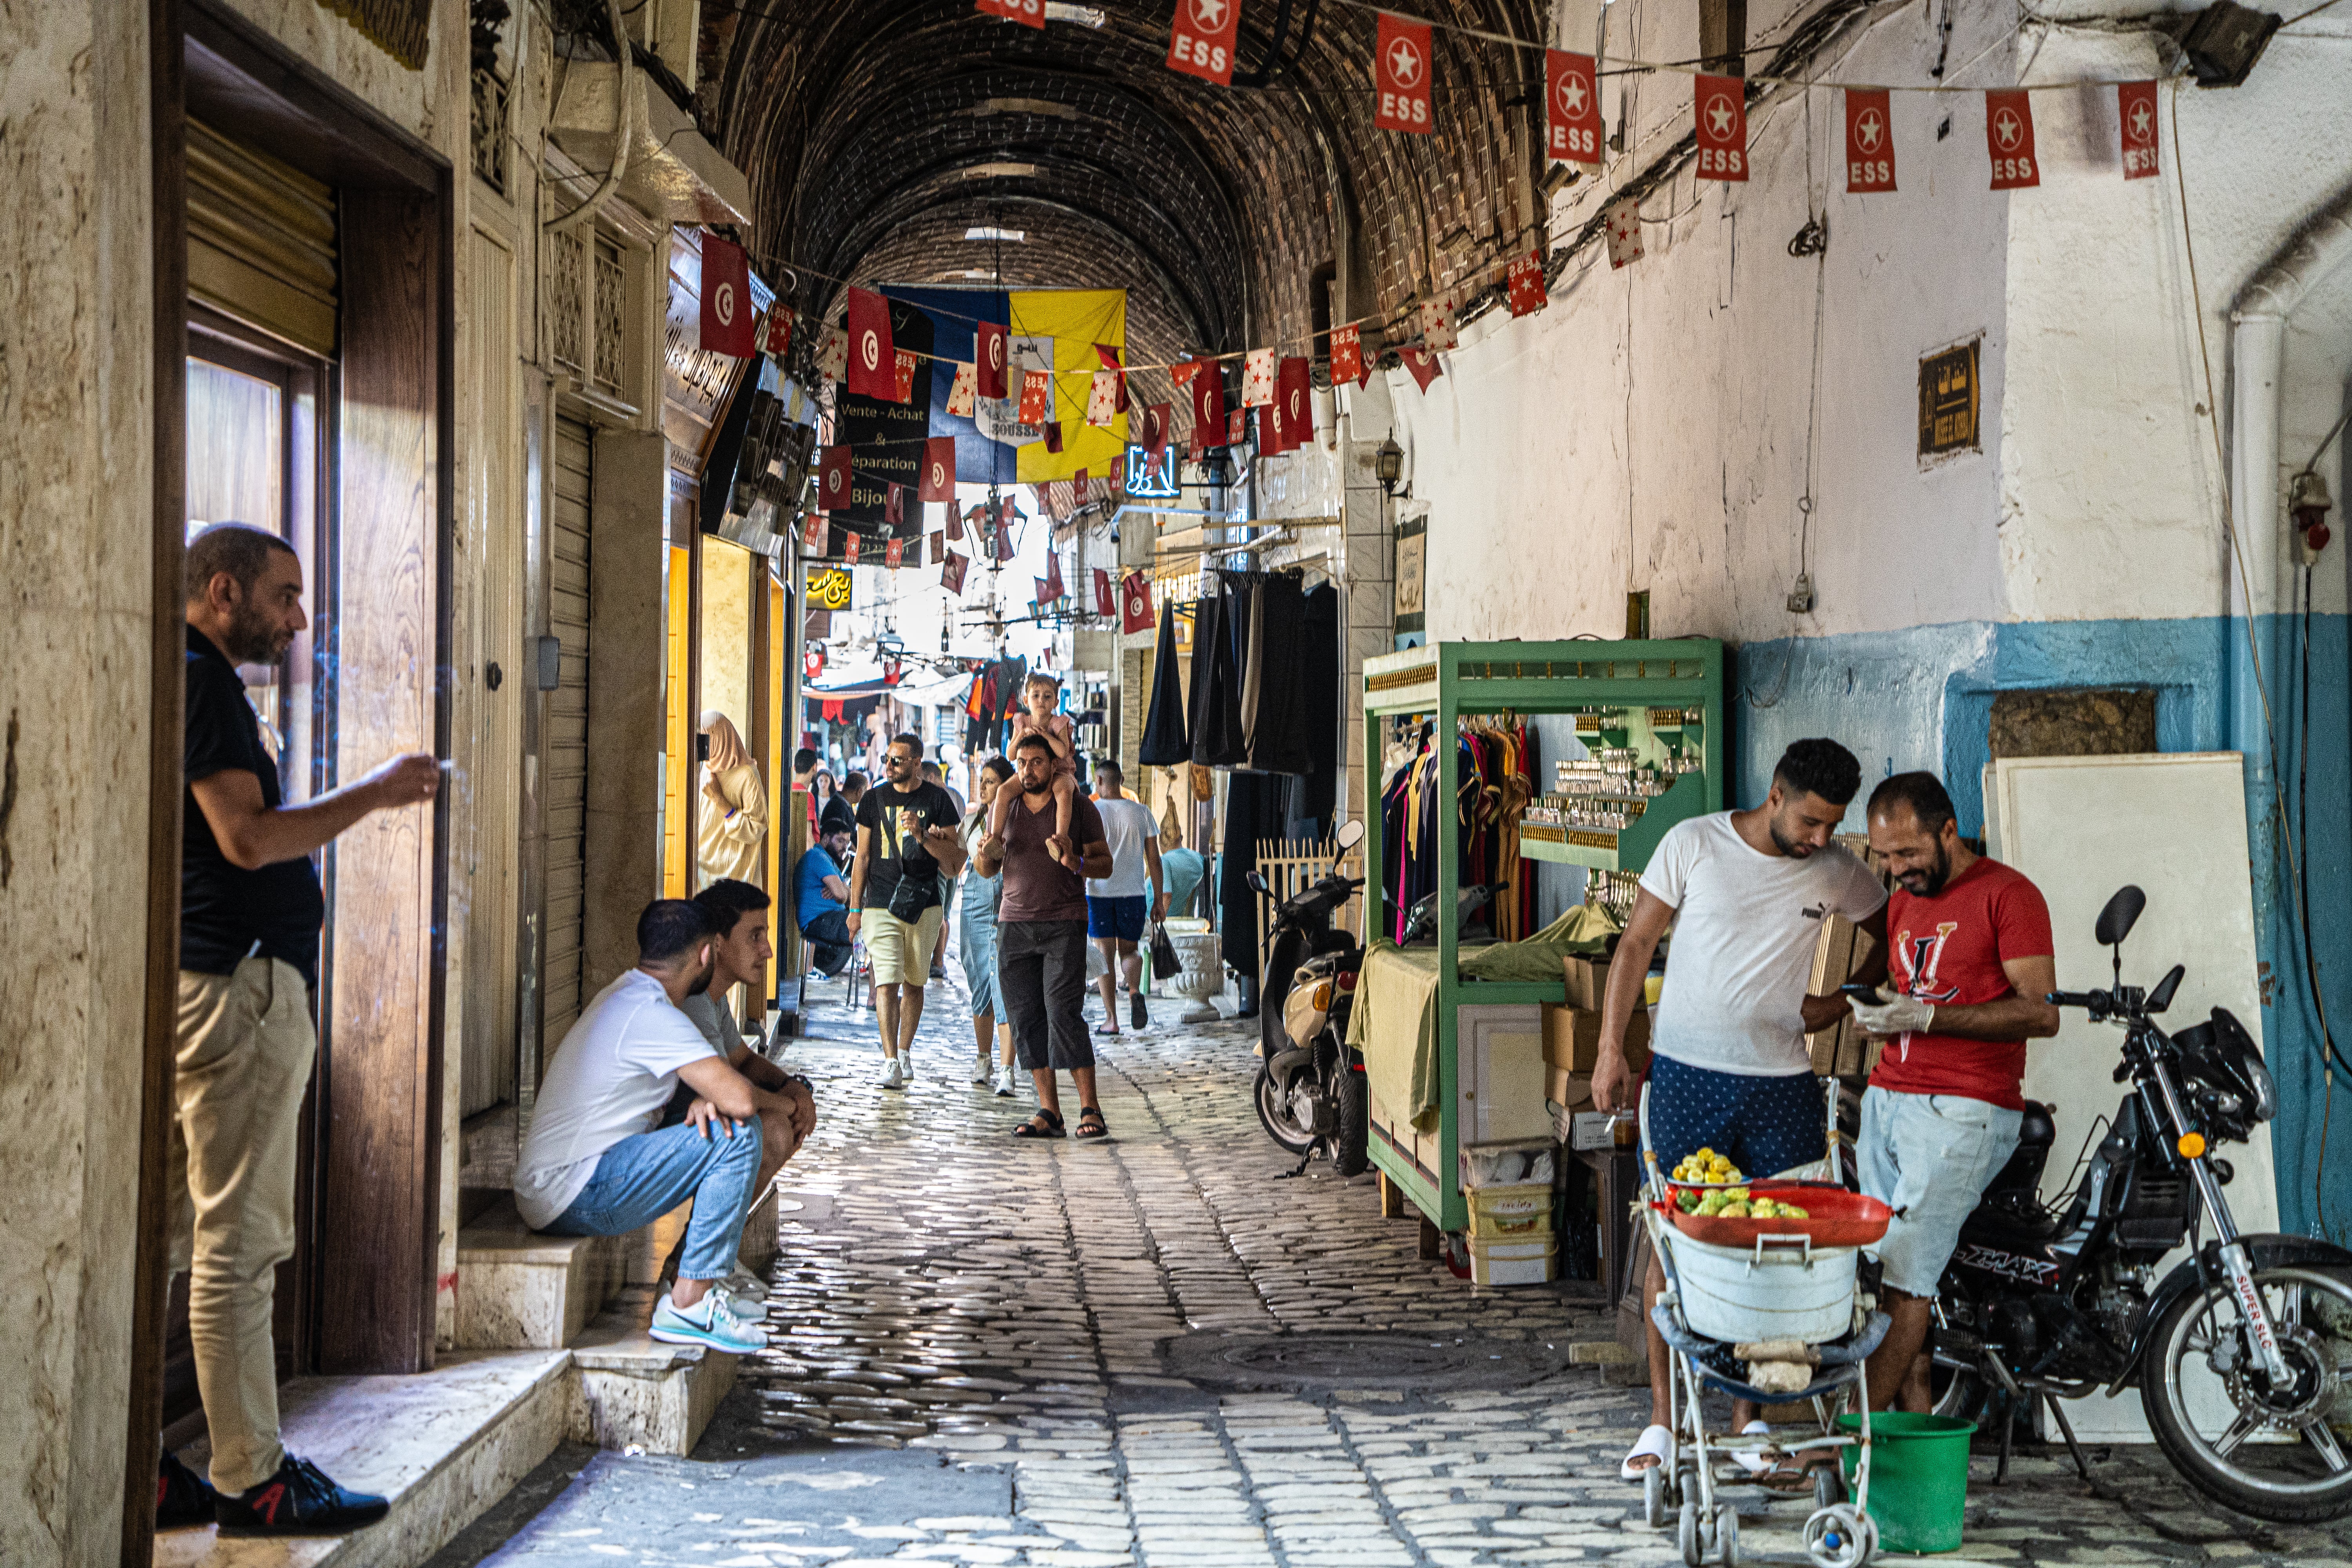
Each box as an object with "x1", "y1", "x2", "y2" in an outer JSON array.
[
  {"x1": 1253, "y1": 1065, "x2": 1317, "y2": 1156},
  {"x1": 2140, "y1": 1264, "x2": 2352, "y2": 1523},
  {"x1": 1335, "y1": 1064, "x2": 1370, "y2": 1177}
]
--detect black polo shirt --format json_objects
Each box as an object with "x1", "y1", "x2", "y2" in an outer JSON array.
[{"x1": 182, "y1": 627, "x2": 325, "y2": 984}]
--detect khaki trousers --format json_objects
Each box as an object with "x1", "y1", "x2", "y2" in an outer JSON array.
[{"x1": 169, "y1": 958, "x2": 315, "y2": 1494}]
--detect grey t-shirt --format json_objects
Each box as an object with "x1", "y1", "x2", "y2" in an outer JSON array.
[{"x1": 679, "y1": 991, "x2": 746, "y2": 1059}]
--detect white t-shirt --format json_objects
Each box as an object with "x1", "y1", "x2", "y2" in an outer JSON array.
[
  {"x1": 1640, "y1": 811, "x2": 1887, "y2": 1076},
  {"x1": 1086, "y1": 795, "x2": 1159, "y2": 899},
  {"x1": 514, "y1": 970, "x2": 720, "y2": 1228}
]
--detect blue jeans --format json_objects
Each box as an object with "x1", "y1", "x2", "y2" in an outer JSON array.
[{"x1": 541, "y1": 1116, "x2": 763, "y2": 1280}]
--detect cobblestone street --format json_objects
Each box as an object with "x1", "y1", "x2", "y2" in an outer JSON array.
[{"x1": 431, "y1": 982, "x2": 2352, "y2": 1568}]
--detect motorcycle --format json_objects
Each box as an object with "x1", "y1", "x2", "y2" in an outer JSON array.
[
  {"x1": 1927, "y1": 884, "x2": 2352, "y2": 1522},
  {"x1": 1399, "y1": 880, "x2": 1508, "y2": 946},
  {"x1": 1249, "y1": 820, "x2": 1370, "y2": 1177}
]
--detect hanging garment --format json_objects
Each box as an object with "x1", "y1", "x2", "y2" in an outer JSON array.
[
  {"x1": 1243, "y1": 573, "x2": 1311, "y2": 773},
  {"x1": 1297, "y1": 583, "x2": 1341, "y2": 824},
  {"x1": 1220, "y1": 771, "x2": 1290, "y2": 978},
  {"x1": 1138, "y1": 601, "x2": 1191, "y2": 765},
  {"x1": 1190, "y1": 582, "x2": 1247, "y2": 766}
]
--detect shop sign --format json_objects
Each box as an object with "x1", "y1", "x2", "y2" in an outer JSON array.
[
  {"x1": 1394, "y1": 514, "x2": 1426, "y2": 635},
  {"x1": 807, "y1": 566, "x2": 855, "y2": 611},
  {"x1": 1918, "y1": 338, "x2": 1981, "y2": 459},
  {"x1": 1124, "y1": 444, "x2": 1180, "y2": 499}
]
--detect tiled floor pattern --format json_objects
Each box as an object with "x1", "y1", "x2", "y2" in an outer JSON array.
[{"x1": 436, "y1": 978, "x2": 2352, "y2": 1568}]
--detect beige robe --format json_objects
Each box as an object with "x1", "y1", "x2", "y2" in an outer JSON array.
[{"x1": 697, "y1": 762, "x2": 768, "y2": 886}]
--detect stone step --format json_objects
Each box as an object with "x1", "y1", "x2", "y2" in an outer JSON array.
[
  {"x1": 156, "y1": 1348, "x2": 570, "y2": 1568},
  {"x1": 567, "y1": 1284, "x2": 742, "y2": 1455},
  {"x1": 454, "y1": 1194, "x2": 626, "y2": 1350}
]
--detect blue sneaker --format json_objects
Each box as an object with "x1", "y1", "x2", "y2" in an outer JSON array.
[{"x1": 650, "y1": 1289, "x2": 769, "y2": 1353}]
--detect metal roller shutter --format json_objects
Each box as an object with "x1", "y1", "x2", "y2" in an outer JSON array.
[
  {"x1": 186, "y1": 119, "x2": 338, "y2": 359},
  {"x1": 543, "y1": 414, "x2": 594, "y2": 1054}
]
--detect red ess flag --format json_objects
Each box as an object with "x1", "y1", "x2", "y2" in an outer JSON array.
[
  {"x1": 977, "y1": 0, "x2": 1043, "y2": 29},
  {"x1": 802, "y1": 511, "x2": 826, "y2": 552},
  {"x1": 1167, "y1": 0, "x2": 1241, "y2": 85},
  {"x1": 846, "y1": 288, "x2": 895, "y2": 397},
  {"x1": 885, "y1": 537, "x2": 905, "y2": 569},
  {"x1": 1019, "y1": 369, "x2": 1051, "y2": 426},
  {"x1": 919, "y1": 437, "x2": 956, "y2": 502},
  {"x1": 1228, "y1": 408, "x2": 1246, "y2": 446},
  {"x1": 1845, "y1": 89, "x2": 1895, "y2": 193},
  {"x1": 1191, "y1": 364, "x2": 1225, "y2": 441},
  {"x1": 1987, "y1": 90, "x2": 2039, "y2": 189},
  {"x1": 891, "y1": 349, "x2": 916, "y2": 404},
  {"x1": 1330, "y1": 323, "x2": 1365, "y2": 387},
  {"x1": 1142, "y1": 401, "x2": 1172, "y2": 456},
  {"x1": 1546, "y1": 51, "x2": 1602, "y2": 167},
  {"x1": 818, "y1": 445, "x2": 853, "y2": 512},
  {"x1": 1693, "y1": 75, "x2": 1748, "y2": 182},
  {"x1": 1374, "y1": 13, "x2": 1434, "y2": 135},
  {"x1": 699, "y1": 233, "x2": 755, "y2": 356},
  {"x1": 842, "y1": 530, "x2": 861, "y2": 564},
  {"x1": 2118, "y1": 80, "x2": 2160, "y2": 180},
  {"x1": 1507, "y1": 250, "x2": 1547, "y2": 318},
  {"x1": 1275, "y1": 357, "x2": 1312, "y2": 453},
  {"x1": 976, "y1": 319, "x2": 1010, "y2": 399},
  {"x1": 1121, "y1": 570, "x2": 1155, "y2": 634},
  {"x1": 762, "y1": 303, "x2": 795, "y2": 359},
  {"x1": 1094, "y1": 568, "x2": 1116, "y2": 617},
  {"x1": 1169, "y1": 358, "x2": 1203, "y2": 389}
]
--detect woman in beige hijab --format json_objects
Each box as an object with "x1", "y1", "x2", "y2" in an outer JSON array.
[{"x1": 697, "y1": 710, "x2": 767, "y2": 887}]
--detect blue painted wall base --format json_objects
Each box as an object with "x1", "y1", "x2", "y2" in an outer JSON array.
[{"x1": 1725, "y1": 615, "x2": 2352, "y2": 1242}]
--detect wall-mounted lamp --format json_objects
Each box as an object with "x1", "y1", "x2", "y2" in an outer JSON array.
[{"x1": 1376, "y1": 436, "x2": 1404, "y2": 495}]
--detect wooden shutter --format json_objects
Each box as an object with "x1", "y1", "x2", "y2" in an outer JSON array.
[{"x1": 187, "y1": 118, "x2": 338, "y2": 358}]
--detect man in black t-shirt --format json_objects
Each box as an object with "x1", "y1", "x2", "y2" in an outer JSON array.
[
  {"x1": 160, "y1": 524, "x2": 438, "y2": 1537},
  {"x1": 846, "y1": 734, "x2": 965, "y2": 1088}
]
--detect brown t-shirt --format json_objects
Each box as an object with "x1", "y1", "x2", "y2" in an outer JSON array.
[{"x1": 996, "y1": 787, "x2": 1105, "y2": 925}]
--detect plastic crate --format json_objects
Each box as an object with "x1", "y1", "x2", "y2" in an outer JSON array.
[
  {"x1": 1470, "y1": 1234, "x2": 1558, "y2": 1286},
  {"x1": 1466, "y1": 1181, "x2": 1553, "y2": 1239}
]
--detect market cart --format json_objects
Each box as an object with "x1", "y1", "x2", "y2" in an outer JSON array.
[{"x1": 1357, "y1": 639, "x2": 1726, "y2": 1241}]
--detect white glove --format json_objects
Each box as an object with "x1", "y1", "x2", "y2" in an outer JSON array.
[{"x1": 1849, "y1": 993, "x2": 1935, "y2": 1036}]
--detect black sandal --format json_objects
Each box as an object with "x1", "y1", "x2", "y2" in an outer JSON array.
[
  {"x1": 1074, "y1": 1105, "x2": 1109, "y2": 1140},
  {"x1": 1013, "y1": 1108, "x2": 1066, "y2": 1139}
]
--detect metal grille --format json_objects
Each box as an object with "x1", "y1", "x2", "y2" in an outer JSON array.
[
  {"x1": 543, "y1": 226, "x2": 585, "y2": 375},
  {"x1": 592, "y1": 234, "x2": 625, "y2": 394},
  {"x1": 470, "y1": 69, "x2": 509, "y2": 195}
]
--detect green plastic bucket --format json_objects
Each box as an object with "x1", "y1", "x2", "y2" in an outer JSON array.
[{"x1": 1835, "y1": 1412, "x2": 1977, "y2": 1554}]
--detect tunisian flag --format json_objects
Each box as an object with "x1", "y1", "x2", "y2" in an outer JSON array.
[
  {"x1": 817, "y1": 445, "x2": 853, "y2": 512},
  {"x1": 846, "y1": 287, "x2": 895, "y2": 397},
  {"x1": 700, "y1": 234, "x2": 755, "y2": 356},
  {"x1": 975, "y1": 319, "x2": 1010, "y2": 399},
  {"x1": 1190, "y1": 363, "x2": 1226, "y2": 443},
  {"x1": 919, "y1": 437, "x2": 956, "y2": 502}
]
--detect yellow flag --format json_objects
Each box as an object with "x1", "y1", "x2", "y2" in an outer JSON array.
[{"x1": 1009, "y1": 288, "x2": 1127, "y2": 482}]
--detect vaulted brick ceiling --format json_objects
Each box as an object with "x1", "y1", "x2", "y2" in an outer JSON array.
[{"x1": 706, "y1": 0, "x2": 1548, "y2": 373}]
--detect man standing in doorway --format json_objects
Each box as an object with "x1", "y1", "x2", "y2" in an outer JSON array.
[
  {"x1": 162, "y1": 523, "x2": 439, "y2": 1535},
  {"x1": 1853, "y1": 772, "x2": 2058, "y2": 1410},
  {"x1": 824, "y1": 769, "x2": 866, "y2": 842},
  {"x1": 1592, "y1": 738, "x2": 1889, "y2": 1486},
  {"x1": 847, "y1": 733, "x2": 965, "y2": 1088},
  {"x1": 977, "y1": 731, "x2": 1116, "y2": 1139},
  {"x1": 1086, "y1": 759, "x2": 1166, "y2": 1035}
]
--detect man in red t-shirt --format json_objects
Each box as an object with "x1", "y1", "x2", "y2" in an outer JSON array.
[{"x1": 1848, "y1": 772, "x2": 2060, "y2": 1410}]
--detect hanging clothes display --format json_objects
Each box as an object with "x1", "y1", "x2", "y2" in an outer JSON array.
[
  {"x1": 1296, "y1": 583, "x2": 1341, "y2": 824},
  {"x1": 1220, "y1": 770, "x2": 1290, "y2": 980},
  {"x1": 1378, "y1": 716, "x2": 1537, "y2": 943},
  {"x1": 1138, "y1": 600, "x2": 1191, "y2": 765},
  {"x1": 1242, "y1": 572, "x2": 1311, "y2": 773},
  {"x1": 1189, "y1": 580, "x2": 1247, "y2": 766}
]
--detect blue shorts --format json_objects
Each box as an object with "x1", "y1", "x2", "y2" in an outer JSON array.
[
  {"x1": 1085, "y1": 894, "x2": 1148, "y2": 943},
  {"x1": 1858, "y1": 1086, "x2": 2022, "y2": 1295},
  {"x1": 1645, "y1": 1053, "x2": 1828, "y2": 1180}
]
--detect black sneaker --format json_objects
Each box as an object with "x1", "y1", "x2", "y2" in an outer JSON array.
[
  {"x1": 156, "y1": 1449, "x2": 217, "y2": 1529},
  {"x1": 1131, "y1": 991, "x2": 1148, "y2": 1030},
  {"x1": 215, "y1": 1454, "x2": 389, "y2": 1536}
]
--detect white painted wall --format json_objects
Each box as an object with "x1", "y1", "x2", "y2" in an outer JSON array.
[{"x1": 1376, "y1": 0, "x2": 2352, "y2": 644}]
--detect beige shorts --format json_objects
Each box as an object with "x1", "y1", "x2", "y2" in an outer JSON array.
[{"x1": 862, "y1": 904, "x2": 944, "y2": 986}]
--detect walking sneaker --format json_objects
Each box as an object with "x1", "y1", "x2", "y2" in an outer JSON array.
[
  {"x1": 900, "y1": 1053, "x2": 918, "y2": 1084},
  {"x1": 720, "y1": 1283, "x2": 768, "y2": 1323},
  {"x1": 214, "y1": 1454, "x2": 388, "y2": 1536},
  {"x1": 993, "y1": 1065, "x2": 1018, "y2": 1097},
  {"x1": 971, "y1": 1058, "x2": 993, "y2": 1085},
  {"x1": 1131, "y1": 990, "x2": 1149, "y2": 1031},
  {"x1": 650, "y1": 1289, "x2": 770, "y2": 1353},
  {"x1": 157, "y1": 1449, "x2": 217, "y2": 1529},
  {"x1": 879, "y1": 1057, "x2": 906, "y2": 1090}
]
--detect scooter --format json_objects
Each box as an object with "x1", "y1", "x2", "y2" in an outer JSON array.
[
  {"x1": 1249, "y1": 821, "x2": 1370, "y2": 1177},
  {"x1": 1926, "y1": 885, "x2": 2352, "y2": 1523}
]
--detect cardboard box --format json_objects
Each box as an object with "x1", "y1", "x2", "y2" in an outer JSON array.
[
  {"x1": 1542, "y1": 1004, "x2": 1649, "y2": 1076},
  {"x1": 1561, "y1": 954, "x2": 1611, "y2": 1011},
  {"x1": 1547, "y1": 1065, "x2": 1592, "y2": 1112},
  {"x1": 1804, "y1": 831, "x2": 1892, "y2": 1079}
]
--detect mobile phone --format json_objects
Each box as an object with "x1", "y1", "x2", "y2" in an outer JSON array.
[{"x1": 1839, "y1": 983, "x2": 1886, "y2": 1006}]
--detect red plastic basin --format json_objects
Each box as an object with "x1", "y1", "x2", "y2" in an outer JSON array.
[{"x1": 1660, "y1": 1182, "x2": 1892, "y2": 1249}]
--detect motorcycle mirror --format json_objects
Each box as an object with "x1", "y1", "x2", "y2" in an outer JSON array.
[
  {"x1": 1246, "y1": 870, "x2": 1270, "y2": 895},
  {"x1": 2094, "y1": 885, "x2": 2146, "y2": 949},
  {"x1": 2147, "y1": 963, "x2": 2185, "y2": 1014},
  {"x1": 1334, "y1": 819, "x2": 1365, "y2": 852}
]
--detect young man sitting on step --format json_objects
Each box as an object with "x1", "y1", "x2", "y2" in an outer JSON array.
[{"x1": 514, "y1": 899, "x2": 778, "y2": 1354}]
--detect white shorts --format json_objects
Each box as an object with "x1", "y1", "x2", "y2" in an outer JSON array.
[{"x1": 1857, "y1": 1085, "x2": 2023, "y2": 1296}]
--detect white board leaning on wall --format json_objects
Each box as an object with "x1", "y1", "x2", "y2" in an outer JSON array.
[{"x1": 1984, "y1": 751, "x2": 2282, "y2": 1441}]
